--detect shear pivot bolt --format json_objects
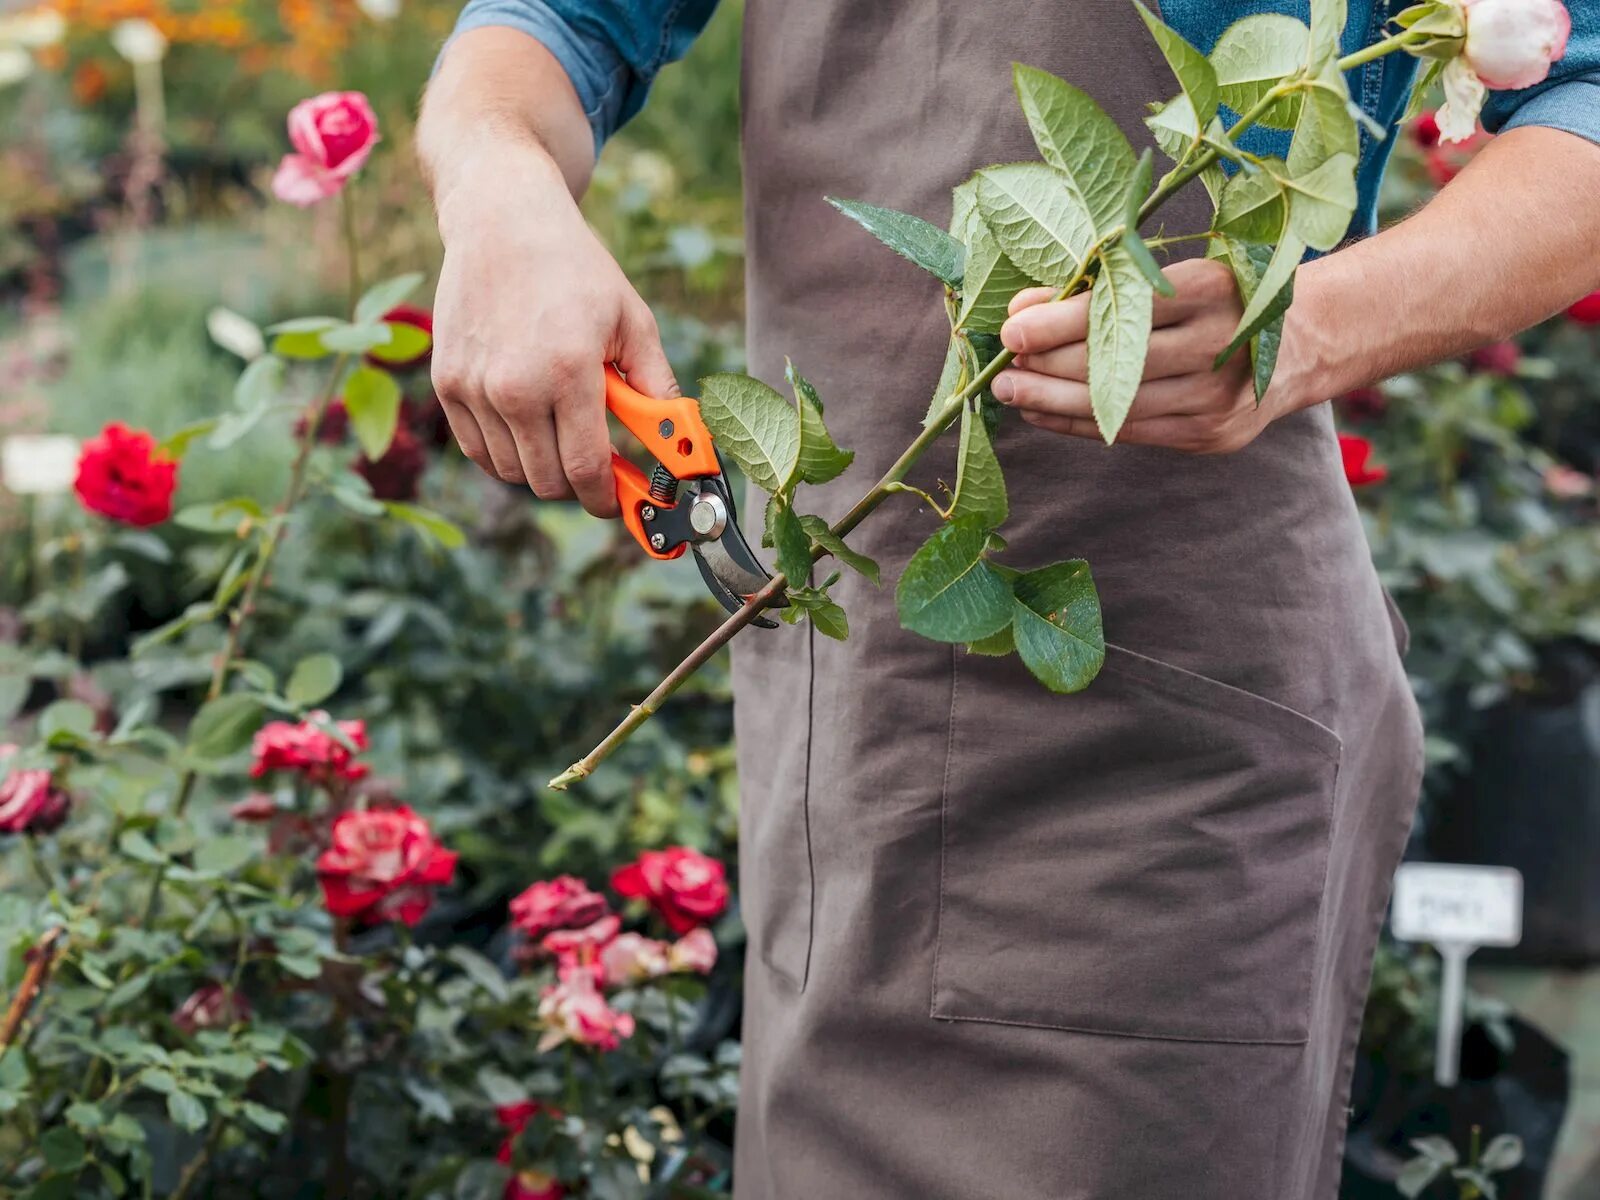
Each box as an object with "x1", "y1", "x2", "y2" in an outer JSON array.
[
  {"x1": 689, "y1": 494, "x2": 728, "y2": 539},
  {"x1": 649, "y1": 533, "x2": 667, "y2": 551}
]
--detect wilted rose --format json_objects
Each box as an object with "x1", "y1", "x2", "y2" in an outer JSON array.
[
  {"x1": 316, "y1": 805, "x2": 457, "y2": 926},
  {"x1": 271, "y1": 91, "x2": 380, "y2": 207},
  {"x1": 611, "y1": 847, "x2": 729, "y2": 935},
  {"x1": 172, "y1": 983, "x2": 251, "y2": 1034}
]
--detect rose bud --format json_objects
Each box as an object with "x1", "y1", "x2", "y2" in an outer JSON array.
[{"x1": 271, "y1": 90, "x2": 380, "y2": 207}]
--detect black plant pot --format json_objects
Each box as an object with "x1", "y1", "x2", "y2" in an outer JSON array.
[
  {"x1": 1341, "y1": 1016, "x2": 1570, "y2": 1199},
  {"x1": 1428, "y1": 648, "x2": 1600, "y2": 964}
]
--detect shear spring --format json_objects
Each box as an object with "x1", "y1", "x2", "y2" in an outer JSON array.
[{"x1": 648, "y1": 464, "x2": 678, "y2": 505}]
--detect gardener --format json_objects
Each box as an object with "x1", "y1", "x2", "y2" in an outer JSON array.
[{"x1": 419, "y1": 2, "x2": 1600, "y2": 1196}]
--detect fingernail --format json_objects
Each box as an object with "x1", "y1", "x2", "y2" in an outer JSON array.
[{"x1": 991, "y1": 374, "x2": 1015, "y2": 402}]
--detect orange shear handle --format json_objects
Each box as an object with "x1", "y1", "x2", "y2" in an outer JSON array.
[{"x1": 606, "y1": 366, "x2": 720, "y2": 561}]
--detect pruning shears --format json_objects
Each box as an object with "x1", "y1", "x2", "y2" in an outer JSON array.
[{"x1": 605, "y1": 365, "x2": 784, "y2": 627}]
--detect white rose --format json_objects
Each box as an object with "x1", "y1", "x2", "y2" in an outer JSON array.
[{"x1": 110, "y1": 18, "x2": 167, "y2": 65}]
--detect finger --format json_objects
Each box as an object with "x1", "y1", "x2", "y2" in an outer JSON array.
[
  {"x1": 992, "y1": 368, "x2": 1207, "y2": 420},
  {"x1": 553, "y1": 366, "x2": 618, "y2": 518},
  {"x1": 1007, "y1": 286, "x2": 1058, "y2": 316},
  {"x1": 438, "y1": 398, "x2": 490, "y2": 468},
  {"x1": 507, "y1": 405, "x2": 573, "y2": 500},
  {"x1": 614, "y1": 301, "x2": 680, "y2": 401},
  {"x1": 999, "y1": 293, "x2": 1092, "y2": 355}
]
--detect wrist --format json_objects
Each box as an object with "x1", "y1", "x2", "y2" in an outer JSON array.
[
  {"x1": 429, "y1": 134, "x2": 574, "y2": 247},
  {"x1": 1269, "y1": 258, "x2": 1348, "y2": 416}
]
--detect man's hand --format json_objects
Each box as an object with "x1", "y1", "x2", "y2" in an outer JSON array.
[
  {"x1": 421, "y1": 27, "x2": 677, "y2": 518},
  {"x1": 990, "y1": 258, "x2": 1292, "y2": 453}
]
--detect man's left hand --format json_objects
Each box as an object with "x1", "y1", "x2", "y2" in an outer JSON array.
[{"x1": 990, "y1": 258, "x2": 1298, "y2": 453}]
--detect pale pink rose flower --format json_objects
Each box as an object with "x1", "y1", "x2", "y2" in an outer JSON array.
[
  {"x1": 666, "y1": 927, "x2": 717, "y2": 976},
  {"x1": 1463, "y1": 0, "x2": 1570, "y2": 89},
  {"x1": 271, "y1": 91, "x2": 379, "y2": 207},
  {"x1": 599, "y1": 932, "x2": 671, "y2": 986},
  {"x1": 536, "y1": 966, "x2": 636, "y2": 1053}
]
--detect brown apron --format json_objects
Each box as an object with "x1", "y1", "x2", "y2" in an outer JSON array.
[{"x1": 730, "y1": 3, "x2": 1425, "y2": 1196}]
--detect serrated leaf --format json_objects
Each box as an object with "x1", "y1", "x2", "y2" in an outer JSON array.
[
  {"x1": 697, "y1": 374, "x2": 799, "y2": 494},
  {"x1": 1120, "y1": 151, "x2": 1176, "y2": 296},
  {"x1": 1136, "y1": 2, "x2": 1220, "y2": 137},
  {"x1": 1087, "y1": 242, "x2": 1155, "y2": 443},
  {"x1": 1309, "y1": 0, "x2": 1348, "y2": 66},
  {"x1": 895, "y1": 516, "x2": 1014, "y2": 643},
  {"x1": 285, "y1": 653, "x2": 342, "y2": 708},
  {"x1": 354, "y1": 272, "x2": 424, "y2": 324},
  {"x1": 1219, "y1": 232, "x2": 1303, "y2": 369},
  {"x1": 975, "y1": 163, "x2": 1097, "y2": 286},
  {"x1": 1011, "y1": 560, "x2": 1105, "y2": 692},
  {"x1": 954, "y1": 221, "x2": 1036, "y2": 335},
  {"x1": 826, "y1": 197, "x2": 963, "y2": 287},
  {"x1": 1012, "y1": 64, "x2": 1136, "y2": 231},
  {"x1": 1216, "y1": 161, "x2": 1289, "y2": 243},
  {"x1": 1210, "y1": 15, "x2": 1308, "y2": 129},
  {"x1": 1288, "y1": 66, "x2": 1360, "y2": 175},
  {"x1": 384, "y1": 502, "x2": 465, "y2": 549},
  {"x1": 784, "y1": 587, "x2": 849, "y2": 640},
  {"x1": 786, "y1": 361, "x2": 854, "y2": 485},
  {"x1": 1286, "y1": 152, "x2": 1358, "y2": 251},
  {"x1": 798, "y1": 515, "x2": 879, "y2": 585},
  {"x1": 344, "y1": 365, "x2": 403, "y2": 461},
  {"x1": 949, "y1": 403, "x2": 1008, "y2": 527},
  {"x1": 1216, "y1": 238, "x2": 1293, "y2": 400},
  {"x1": 186, "y1": 693, "x2": 264, "y2": 761},
  {"x1": 769, "y1": 501, "x2": 812, "y2": 585}
]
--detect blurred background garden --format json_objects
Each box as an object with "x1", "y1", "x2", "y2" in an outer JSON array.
[{"x1": 0, "y1": 2, "x2": 1597, "y2": 1198}]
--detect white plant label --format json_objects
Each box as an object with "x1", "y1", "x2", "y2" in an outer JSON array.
[{"x1": 1391, "y1": 863, "x2": 1523, "y2": 948}]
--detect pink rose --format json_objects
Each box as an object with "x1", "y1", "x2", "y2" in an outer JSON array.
[
  {"x1": 509, "y1": 876, "x2": 609, "y2": 939},
  {"x1": 250, "y1": 712, "x2": 369, "y2": 784},
  {"x1": 666, "y1": 927, "x2": 718, "y2": 976},
  {"x1": 1544, "y1": 465, "x2": 1594, "y2": 499},
  {"x1": 271, "y1": 91, "x2": 379, "y2": 207},
  {"x1": 540, "y1": 914, "x2": 621, "y2": 980},
  {"x1": 316, "y1": 805, "x2": 457, "y2": 926},
  {"x1": 536, "y1": 965, "x2": 636, "y2": 1053},
  {"x1": 0, "y1": 768, "x2": 70, "y2": 835},
  {"x1": 172, "y1": 983, "x2": 251, "y2": 1034},
  {"x1": 1466, "y1": 340, "x2": 1521, "y2": 376},
  {"x1": 1463, "y1": 0, "x2": 1570, "y2": 90},
  {"x1": 610, "y1": 847, "x2": 729, "y2": 935},
  {"x1": 598, "y1": 932, "x2": 671, "y2": 986}
]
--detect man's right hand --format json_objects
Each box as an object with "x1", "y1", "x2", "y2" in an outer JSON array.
[{"x1": 420, "y1": 28, "x2": 678, "y2": 519}]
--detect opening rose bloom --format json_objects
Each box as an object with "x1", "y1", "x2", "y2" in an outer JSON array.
[
  {"x1": 316, "y1": 805, "x2": 458, "y2": 926},
  {"x1": 509, "y1": 875, "x2": 609, "y2": 939},
  {"x1": 250, "y1": 713, "x2": 369, "y2": 784},
  {"x1": 1438, "y1": 0, "x2": 1570, "y2": 142},
  {"x1": 1339, "y1": 433, "x2": 1389, "y2": 488},
  {"x1": 540, "y1": 914, "x2": 622, "y2": 980},
  {"x1": 0, "y1": 767, "x2": 70, "y2": 835},
  {"x1": 611, "y1": 846, "x2": 729, "y2": 935},
  {"x1": 271, "y1": 90, "x2": 379, "y2": 207},
  {"x1": 536, "y1": 966, "x2": 636, "y2": 1053},
  {"x1": 73, "y1": 422, "x2": 178, "y2": 527}
]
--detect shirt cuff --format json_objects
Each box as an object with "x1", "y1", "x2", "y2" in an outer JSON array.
[
  {"x1": 441, "y1": 1, "x2": 630, "y2": 155},
  {"x1": 1485, "y1": 71, "x2": 1600, "y2": 148}
]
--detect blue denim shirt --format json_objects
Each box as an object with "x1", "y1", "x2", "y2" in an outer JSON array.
[{"x1": 447, "y1": 0, "x2": 1600, "y2": 235}]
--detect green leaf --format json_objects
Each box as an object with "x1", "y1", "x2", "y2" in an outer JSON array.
[
  {"x1": 117, "y1": 830, "x2": 167, "y2": 866},
  {"x1": 1011, "y1": 560, "x2": 1105, "y2": 693},
  {"x1": 270, "y1": 318, "x2": 337, "y2": 360},
  {"x1": 1120, "y1": 150, "x2": 1176, "y2": 297},
  {"x1": 1479, "y1": 1135, "x2": 1524, "y2": 1173},
  {"x1": 320, "y1": 322, "x2": 392, "y2": 355},
  {"x1": 354, "y1": 271, "x2": 424, "y2": 324},
  {"x1": 798, "y1": 515, "x2": 879, "y2": 585},
  {"x1": 1286, "y1": 152, "x2": 1358, "y2": 251},
  {"x1": 1219, "y1": 232, "x2": 1303, "y2": 369},
  {"x1": 1287, "y1": 65, "x2": 1360, "y2": 175},
  {"x1": 158, "y1": 420, "x2": 220, "y2": 459},
  {"x1": 368, "y1": 321, "x2": 433, "y2": 365},
  {"x1": 1309, "y1": 0, "x2": 1348, "y2": 67},
  {"x1": 267, "y1": 316, "x2": 341, "y2": 334},
  {"x1": 783, "y1": 587, "x2": 849, "y2": 640},
  {"x1": 1396, "y1": 1156, "x2": 1447, "y2": 1199},
  {"x1": 786, "y1": 360, "x2": 854, "y2": 485},
  {"x1": 1216, "y1": 240, "x2": 1294, "y2": 400},
  {"x1": 966, "y1": 623, "x2": 1016, "y2": 657},
  {"x1": 344, "y1": 365, "x2": 403, "y2": 461},
  {"x1": 285, "y1": 653, "x2": 342, "y2": 708},
  {"x1": 194, "y1": 836, "x2": 256, "y2": 875},
  {"x1": 1011, "y1": 64, "x2": 1136, "y2": 230},
  {"x1": 166, "y1": 1090, "x2": 207, "y2": 1133},
  {"x1": 974, "y1": 163, "x2": 1097, "y2": 286},
  {"x1": 39, "y1": 700, "x2": 96, "y2": 743},
  {"x1": 949, "y1": 403, "x2": 1008, "y2": 527},
  {"x1": 186, "y1": 693, "x2": 264, "y2": 761},
  {"x1": 769, "y1": 501, "x2": 812, "y2": 586},
  {"x1": 239, "y1": 1100, "x2": 288, "y2": 1135},
  {"x1": 1135, "y1": 2, "x2": 1221, "y2": 139},
  {"x1": 826, "y1": 197, "x2": 964, "y2": 288},
  {"x1": 697, "y1": 374, "x2": 800, "y2": 494},
  {"x1": 40, "y1": 1127, "x2": 85, "y2": 1173},
  {"x1": 1087, "y1": 241, "x2": 1155, "y2": 443},
  {"x1": 1210, "y1": 16, "x2": 1308, "y2": 129},
  {"x1": 954, "y1": 221, "x2": 1035, "y2": 335},
  {"x1": 895, "y1": 516, "x2": 1014, "y2": 643},
  {"x1": 383, "y1": 502, "x2": 466, "y2": 549},
  {"x1": 173, "y1": 496, "x2": 264, "y2": 536},
  {"x1": 926, "y1": 336, "x2": 969, "y2": 425},
  {"x1": 1216, "y1": 161, "x2": 1289, "y2": 243}
]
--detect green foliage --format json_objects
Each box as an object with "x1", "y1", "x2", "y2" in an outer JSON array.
[
  {"x1": 343, "y1": 365, "x2": 403, "y2": 461},
  {"x1": 1010, "y1": 561, "x2": 1106, "y2": 693},
  {"x1": 974, "y1": 163, "x2": 1096, "y2": 286},
  {"x1": 1136, "y1": 2, "x2": 1221, "y2": 141},
  {"x1": 895, "y1": 517, "x2": 1014, "y2": 643},
  {"x1": 1087, "y1": 241, "x2": 1156, "y2": 442},
  {"x1": 1210, "y1": 16, "x2": 1309, "y2": 129},
  {"x1": 949, "y1": 404, "x2": 1008, "y2": 528},
  {"x1": 1011, "y1": 64, "x2": 1136, "y2": 230},
  {"x1": 697, "y1": 374, "x2": 799, "y2": 494},
  {"x1": 825, "y1": 198, "x2": 964, "y2": 288}
]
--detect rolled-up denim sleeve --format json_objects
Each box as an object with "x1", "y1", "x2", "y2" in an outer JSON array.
[
  {"x1": 1482, "y1": 5, "x2": 1600, "y2": 147},
  {"x1": 444, "y1": 0, "x2": 720, "y2": 154}
]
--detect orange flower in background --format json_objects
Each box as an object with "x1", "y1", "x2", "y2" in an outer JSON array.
[{"x1": 71, "y1": 59, "x2": 108, "y2": 102}]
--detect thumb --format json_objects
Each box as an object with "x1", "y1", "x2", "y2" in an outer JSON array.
[{"x1": 614, "y1": 300, "x2": 680, "y2": 400}]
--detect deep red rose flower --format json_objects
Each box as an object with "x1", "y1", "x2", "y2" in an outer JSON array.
[
  {"x1": 0, "y1": 768, "x2": 69, "y2": 834},
  {"x1": 172, "y1": 982, "x2": 251, "y2": 1034},
  {"x1": 1339, "y1": 433, "x2": 1388, "y2": 488},
  {"x1": 496, "y1": 1102, "x2": 565, "y2": 1200},
  {"x1": 73, "y1": 422, "x2": 178, "y2": 527},
  {"x1": 510, "y1": 876, "x2": 609, "y2": 940},
  {"x1": 611, "y1": 847, "x2": 729, "y2": 935},
  {"x1": 1336, "y1": 386, "x2": 1388, "y2": 422},
  {"x1": 295, "y1": 398, "x2": 350, "y2": 445},
  {"x1": 1467, "y1": 340, "x2": 1521, "y2": 376},
  {"x1": 1566, "y1": 291, "x2": 1600, "y2": 325},
  {"x1": 316, "y1": 805, "x2": 457, "y2": 926},
  {"x1": 250, "y1": 712, "x2": 369, "y2": 784},
  {"x1": 1411, "y1": 110, "x2": 1441, "y2": 148},
  {"x1": 367, "y1": 305, "x2": 433, "y2": 372},
  {"x1": 355, "y1": 421, "x2": 428, "y2": 502}
]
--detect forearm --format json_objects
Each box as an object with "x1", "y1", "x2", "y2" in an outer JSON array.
[
  {"x1": 1281, "y1": 125, "x2": 1600, "y2": 405},
  {"x1": 418, "y1": 26, "x2": 594, "y2": 232}
]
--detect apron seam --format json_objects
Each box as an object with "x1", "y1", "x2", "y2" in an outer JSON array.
[
  {"x1": 796, "y1": 617, "x2": 818, "y2": 992},
  {"x1": 925, "y1": 1009, "x2": 1311, "y2": 1048},
  {"x1": 929, "y1": 642, "x2": 960, "y2": 1018}
]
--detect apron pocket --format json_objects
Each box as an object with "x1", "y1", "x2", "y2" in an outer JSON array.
[{"x1": 931, "y1": 643, "x2": 1341, "y2": 1044}]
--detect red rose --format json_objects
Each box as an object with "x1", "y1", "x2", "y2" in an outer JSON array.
[
  {"x1": 1410, "y1": 110, "x2": 1441, "y2": 148},
  {"x1": 73, "y1": 422, "x2": 178, "y2": 527},
  {"x1": 368, "y1": 305, "x2": 434, "y2": 372},
  {"x1": 1336, "y1": 386, "x2": 1388, "y2": 422},
  {"x1": 250, "y1": 712, "x2": 369, "y2": 784},
  {"x1": 355, "y1": 421, "x2": 428, "y2": 502},
  {"x1": 0, "y1": 768, "x2": 69, "y2": 835},
  {"x1": 1566, "y1": 291, "x2": 1600, "y2": 325},
  {"x1": 509, "y1": 876, "x2": 609, "y2": 940},
  {"x1": 496, "y1": 1102, "x2": 565, "y2": 1200},
  {"x1": 540, "y1": 914, "x2": 620, "y2": 978},
  {"x1": 1466, "y1": 340, "x2": 1521, "y2": 376},
  {"x1": 295, "y1": 398, "x2": 350, "y2": 445},
  {"x1": 316, "y1": 805, "x2": 457, "y2": 926},
  {"x1": 172, "y1": 983, "x2": 251, "y2": 1034},
  {"x1": 610, "y1": 847, "x2": 729, "y2": 935},
  {"x1": 1339, "y1": 433, "x2": 1388, "y2": 488}
]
